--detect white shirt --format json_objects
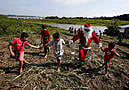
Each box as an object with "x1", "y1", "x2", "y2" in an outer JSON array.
[{"x1": 49, "y1": 39, "x2": 65, "y2": 56}]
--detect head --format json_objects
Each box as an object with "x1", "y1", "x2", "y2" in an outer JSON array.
[
  {"x1": 84, "y1": 24, "x2": 92, "y2": 32},
  {"x1": 21, "y1": 32, "x2": 29, "y2": 41},
  {"x1": 41, "y1": 25, "x2": 47, "y2": 29},
  {"x1": 83, "y1": 24, "x2": 93, "y2": 38},
  {"x1": 53, "y1": 33, "x2": 60, "y2": 41},
  {"x1": 108, "y1": 42, "x2": 115, "y2": 50}
]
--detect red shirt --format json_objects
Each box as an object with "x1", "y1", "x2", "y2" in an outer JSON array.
[
  {"x1": 11, "y1": 38, "x2": 29, "y2": 53},
  {"x1": 41, "y1": 29, "x2": 51, "y2": 42},
  {"x1": 104, "y1": 48, "x2": 119, "y2": 62}
]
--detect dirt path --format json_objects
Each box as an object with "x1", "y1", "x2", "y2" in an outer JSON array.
[{"x1": 0, "y1": 34, "x2": 129, "y2": 89}]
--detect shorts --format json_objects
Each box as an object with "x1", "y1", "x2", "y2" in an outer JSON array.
[
  {"x1": 55, "y1": 52, "x2": 63, "y2": 60},
  {"x1": 56, "y1": 55, "x2": 63, "y2": 60},
  {"x1": 16, "y1": 52, "x2": 24, "y2": 61},
  {"x1": 104, "y1": 59, "x2": 111, "y2": 68}
]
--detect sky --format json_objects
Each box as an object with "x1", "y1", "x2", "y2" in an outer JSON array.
[{"x1": 0, "y1": 0, "x2": 129, "y2": 17}]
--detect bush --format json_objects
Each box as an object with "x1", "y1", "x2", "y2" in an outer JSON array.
[{"x1": 104, "y1": 21, "x2": 120, "y2": 36}]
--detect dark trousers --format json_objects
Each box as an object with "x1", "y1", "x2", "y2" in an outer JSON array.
[{"x1": 43, "y1": 41, "x2": 49, "y2": 56}]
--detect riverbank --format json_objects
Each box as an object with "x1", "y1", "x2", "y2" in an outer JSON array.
[{"x1": 29, "y1": 22, "x2": 107, "y2": 35}]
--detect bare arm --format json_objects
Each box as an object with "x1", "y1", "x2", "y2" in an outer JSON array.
[
  {"x1": 62, "y1": 39, "x2": 65, "y2": 45},
  {"x1": 49, "y1": 35, "x2": 52, "y2": 41},
  {"x1": 100, "y1": 47, "x2": 104, "y2": 52},
  {"x1": 28, "y1": 44, "x2": 40, "y2": 49},
  {"x1": 39, "y1": 43, "x2": 50, "y2": 50},
  {"x1": 112, "y1": 49, "x2": 120, "y2": 57},
  {"x1": 9, "y1": 45, "x2": 15, "y2": 56}
]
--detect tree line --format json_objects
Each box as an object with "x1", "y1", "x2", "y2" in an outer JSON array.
[{"x1": 45, "y1": 14, "x2": 129, "y2": 21}]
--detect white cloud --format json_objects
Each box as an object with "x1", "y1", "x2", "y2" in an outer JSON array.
[{"x1": 54, "y1": 0, "x2": 94, "y2": 5}]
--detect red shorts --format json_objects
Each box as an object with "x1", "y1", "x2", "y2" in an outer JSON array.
[
  {"x1": 16, "y1": 52, "x2": 24, "y2": 61},
  {"x1": 105, "y1": 59, "x2": 111, "y2": 68}
]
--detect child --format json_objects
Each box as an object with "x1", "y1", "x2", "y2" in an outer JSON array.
[
  {"x1": 99, "y1": 30, "x2": 102, "y2": 40},
  {"x1": 41, "y1": 33, "x2": 65, "y2": 72},
  {"x1": 40, "y1": 25, "x2": 52, "y2": 58},
  {"x1": 9, "y1": 32, "x2": 40, "y2": 73},
  {"x1": 117, "y1": 33, "x2": 123, "y2": 44},
  {"x1": 101, "y1": 42, "x2": 120, "y2": 77}
]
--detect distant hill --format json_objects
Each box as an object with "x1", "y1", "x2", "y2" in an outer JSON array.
[
  {"x1": 1, "y1": 14, "x2": 129, "y2": 21},
  {"x1": 6, "y1": 14, "x2": 45, "y2": 19},
  {"x1": 93, "y1": 14, "x2": 129, "y2": 21},
  {"x1": 45, "y1": 14, "x2": 129, "y2": 21}
]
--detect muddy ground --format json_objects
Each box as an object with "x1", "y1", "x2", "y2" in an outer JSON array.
[{"x1": 0, "y1": 32, "x2": 129, "y2": 90}]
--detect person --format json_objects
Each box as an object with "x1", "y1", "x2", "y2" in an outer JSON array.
[
  {"x1": 117, "y1": 33, "x2": 123, "y2": 44},
  {"x1": 9, "y1": 32, "x2": 40, "y2": 73},
  {"x1": 69, "y1": 24, "x2": 102, "y2": 65},
  {"x1": 69, "y1": 26, "x2": 74, "y2": 33},
  {"x1": 41, "y1": 33, "x2": 65, "y2": 72},
  {"x1": 100, "y1": 42, "x2": 120, "y2": 77},
  {"x1": 74, "y1": 28, "x2": 77, "y2": 35},
  {"x1": 99, "y1": 30, "x2": 102, "y2": 40},
  {"x1": 40, "y1": 25, "x2": 52, "y2": 58},
  {"x1": 68, "y1": 27, "x2": 72, "y2": 32},
  {"x1": 77, "y1": 28, "x2": 80, "y2": 33}
]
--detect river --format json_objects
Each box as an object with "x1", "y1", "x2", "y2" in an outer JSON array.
[{"x1": 33, "y1": 22, "x2": 107, "y2": 35}]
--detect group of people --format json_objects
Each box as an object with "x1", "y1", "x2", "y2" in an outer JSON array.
[
  {"x1": 9, "y1": 24, "x2": 120, "y2": 77},
  {"x1": 68, "y1": 26, "x2": 77, "y2": 35}
]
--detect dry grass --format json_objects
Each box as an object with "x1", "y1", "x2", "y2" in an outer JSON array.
[{"x1": 0, "y1": 31, "x2": 129, "y2": 90}]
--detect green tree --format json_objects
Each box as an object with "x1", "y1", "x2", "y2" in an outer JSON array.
[{"x1": 104, "y1": 21, "x2": 120, "y2": 36}]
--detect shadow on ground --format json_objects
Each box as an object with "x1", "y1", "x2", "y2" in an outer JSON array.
[
  {"x1": 117, "y1": 42, "x2": 129, "y2": 49},
  {"x1": 0, "y1": 66, "x2": 19, "y2": 74}
]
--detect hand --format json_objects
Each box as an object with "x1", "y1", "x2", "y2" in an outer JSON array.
[
  {"x1": 69, "y1": 40, "x2": 73, "y2": 45},
  {"x1": 10, "y1": 52, "x2": 16, "y2": 59},
  {"x1": 98, "y1": 43, "x2": 102, "y2": 48},
  {"x1": 37, "y1": 45, "x2": 40, "y2": 49},
  {"x1": 117, "y1": 54, "x2": 120, "y2": 57},
  {"x1": 39, "y1": 46, "x2": 43, "y2": 50},
  {"x1": 11, "y1": 52, "x2": 15, "y2": 57}
]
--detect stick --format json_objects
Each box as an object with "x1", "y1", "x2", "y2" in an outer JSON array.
[
  {"x1": 11, "y1": 67, "x2": 34, "y2": 82},
  {"x1": 23, "y1": 69, "x2": 46, "y2": 89}
]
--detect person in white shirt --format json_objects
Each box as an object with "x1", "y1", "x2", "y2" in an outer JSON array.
[{"x1": 41, "y1": 33, "x2": 65, "y2": 72}]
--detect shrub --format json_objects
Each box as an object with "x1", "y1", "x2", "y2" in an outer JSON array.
[{"x1": 104, "y1": 21, "x2": 120, "y2": 36}]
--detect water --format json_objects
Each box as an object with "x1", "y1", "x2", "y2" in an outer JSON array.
[{"x1": 36, "y1": 22, "x2": 107, "y2": 35}]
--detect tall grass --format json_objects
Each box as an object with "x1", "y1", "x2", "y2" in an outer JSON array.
[
  {"x1": 0, "y1": 16, "x2": 41, "y2": 36},
  {"x1": 0, "y1": 16, "x2": 70, "y2": 41}
]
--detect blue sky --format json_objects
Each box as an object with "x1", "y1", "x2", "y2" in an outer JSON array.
[{"x1": 0, "y1": 0, "x2": 129, "y2": 17}]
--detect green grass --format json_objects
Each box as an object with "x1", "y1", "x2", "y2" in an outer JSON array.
[
  {"x1": 0, "y1": 16, "x2": 41, "y2": 36},
  {"x1": 0, "y1": 16, "x2": 71, "y2": 37},
  {"x1": 21, "y1": 18, "x2": 129, "y2": 26}
]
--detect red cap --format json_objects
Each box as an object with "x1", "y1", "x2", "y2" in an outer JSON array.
[
  {"x1": 84, "y1": 24, "x2": 91, "y2": 28},
  {"x1": 84, "y1": 24, "x2": 92, "y2": 30}
]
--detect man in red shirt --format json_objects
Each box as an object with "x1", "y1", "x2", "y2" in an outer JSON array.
[
  {"x1": 69, "y1": 24, "x2": 102, "y2": 65},
  {"x1": 41, "y1": 25, "x2": 52, "y2": 58}
]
